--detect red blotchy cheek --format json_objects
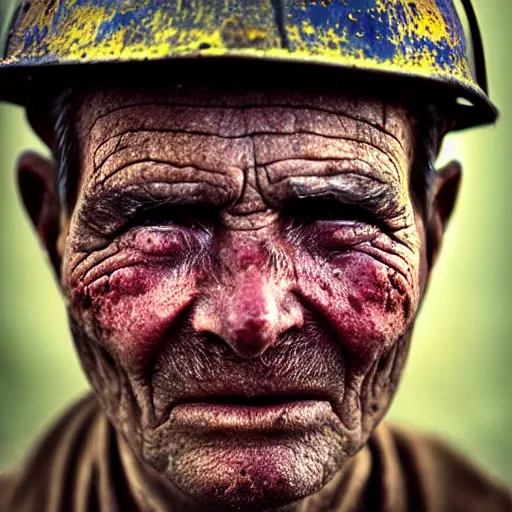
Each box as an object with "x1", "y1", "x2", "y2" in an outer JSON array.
[
  {"x1": 74, "y1": 265, "x2": 194, "y2": 363},
  {"x1": 108, "y1": 266, "x2": 149, "y2": 302},
  {"x1": 299, "y1": 253, "x2": 415, "y2": 359}
]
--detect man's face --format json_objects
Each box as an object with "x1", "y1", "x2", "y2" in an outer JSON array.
[{"x1": 57, "y1": 86, "x2": 428, "y2": 509}]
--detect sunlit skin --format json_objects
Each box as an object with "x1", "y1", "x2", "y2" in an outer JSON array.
[{"x1": 18, "y1": 85, "x2": 460, "y2": 512}]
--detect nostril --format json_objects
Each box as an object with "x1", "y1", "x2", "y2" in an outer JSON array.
[{"x1": 201, "y1": 332, "x2": 238, "y2": 358}]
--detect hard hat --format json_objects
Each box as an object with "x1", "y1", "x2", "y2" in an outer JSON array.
[{"x1": 0, "y1": 0, "x2": 498, "y2": 131}]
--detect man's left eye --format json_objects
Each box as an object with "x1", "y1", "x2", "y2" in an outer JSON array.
[
  {"x1": 284, "y1": 198, "x2": 381, "y2": 249},
  {"x1": 287, "y1": 198, "x2": 377, "y2": 225}
]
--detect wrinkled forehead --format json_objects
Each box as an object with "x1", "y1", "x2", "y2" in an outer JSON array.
[
  {"x1": 75, "y1": 85, "x2": 414, "y2": 152},
  {"x1": 71, "y1": 85, "x2": 416, "y2": 220}
]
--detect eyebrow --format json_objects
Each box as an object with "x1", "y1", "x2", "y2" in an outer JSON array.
[
  {"x1": 79, "y1": 183, "x2": 228, "y2": 238},
  {"x1": 265, "y1": 171, "x2": 407, "y2": 220}
]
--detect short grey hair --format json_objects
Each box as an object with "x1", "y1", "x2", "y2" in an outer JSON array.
[{"x1": 52, "y1": 88, "x2": 77, "y2": 209}]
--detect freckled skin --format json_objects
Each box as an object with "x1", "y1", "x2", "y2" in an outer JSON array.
[{"x1": 60, "y1": 86, "x2": 429, "y2": 511}]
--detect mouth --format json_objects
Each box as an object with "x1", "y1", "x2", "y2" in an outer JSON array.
[
  {"x1": 190, "y1": 393, "x2": 325, "y2": 406},
  {"x1": 168, "y1": 394, "x2": 336, "y2": 434}
]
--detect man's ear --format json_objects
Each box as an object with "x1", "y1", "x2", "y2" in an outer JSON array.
[
  {"x1": 427, "y1": 160, "x2": 462, "y2": 268},
  {"x1": 17, "y1": 151, "x2": 63, "y2": 276}
]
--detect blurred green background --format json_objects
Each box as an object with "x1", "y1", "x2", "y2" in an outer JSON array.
[{"x1": 0, "y1": 0, "x2": 511, "y2": 485}]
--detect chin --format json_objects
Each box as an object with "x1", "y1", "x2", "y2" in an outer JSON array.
[{"x1": 142, "y1": 426, "x2": 350, "y2": 511}]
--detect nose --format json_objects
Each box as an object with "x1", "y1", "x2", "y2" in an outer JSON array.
[{"x1": 193, "y1": 268, "x2": 304, "y2": 359}]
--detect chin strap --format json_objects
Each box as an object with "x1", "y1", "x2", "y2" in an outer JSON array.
[{"x1": 460, "y1": 0, "x2": 489, "y2": 95}]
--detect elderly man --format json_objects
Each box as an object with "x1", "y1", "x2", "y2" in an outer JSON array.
[{"x1": 0, "y1": 0, "x2": 510, "y2": 511}]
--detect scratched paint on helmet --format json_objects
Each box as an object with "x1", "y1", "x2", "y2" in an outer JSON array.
[
  {"x1": 283, "y1": 0, "x2": 469, "y2": 79},
  {"x1": 375, "y1": 0, "x2": 461, "y2": 43},
  {"x1": 14, "y1": 0, "x2": 283, "y2": 58},
  {"x1": 3, "y1": 0, "x2": 473, "y2": 86},
  {"x1": 0, "y1": 0, "x2": 476, "y2": 99},
  {"x1": 381, "y1": 0, "x2": 468, "y2": 73}
]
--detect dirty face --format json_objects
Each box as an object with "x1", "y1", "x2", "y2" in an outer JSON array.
[{"x1": 60, "y1": 86, "x2": 427, "y2": 510}]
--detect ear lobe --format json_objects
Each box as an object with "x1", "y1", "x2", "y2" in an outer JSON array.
[
  {"x1": 17, "y1": 151, "x2": 63, "y2": 276},
  {"x1": 427, "y1": 160, "x2": 462, "y2": 268}
]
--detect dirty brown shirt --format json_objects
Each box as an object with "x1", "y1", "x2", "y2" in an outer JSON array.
[{"x1": 1, "y1": 395, "x2": 510, "y2": 512}]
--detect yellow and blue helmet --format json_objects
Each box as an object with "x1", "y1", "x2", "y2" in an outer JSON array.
[{"x1": 0, "y1": 0, "x2": 498, "y2": 130}]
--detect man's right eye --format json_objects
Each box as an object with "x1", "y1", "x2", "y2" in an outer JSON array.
[
  {"x1": 134, "y1": 204, "x2": 216, "y2": 232},
  {"x1": 127, "y1": 205, "x2": 216, "y2": 257}
]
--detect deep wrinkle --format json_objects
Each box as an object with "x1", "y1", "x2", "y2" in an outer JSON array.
[{"x1": 61, "y1": 86, "x2": 428, "y2": 511}]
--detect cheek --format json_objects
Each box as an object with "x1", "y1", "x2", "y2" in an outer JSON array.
[
  {"x1": 297, "y1": 251, "x2": 419, "y2": 361},
  {"x1": 69, "y1": 263, "x2": 195, "y2": 364}
]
